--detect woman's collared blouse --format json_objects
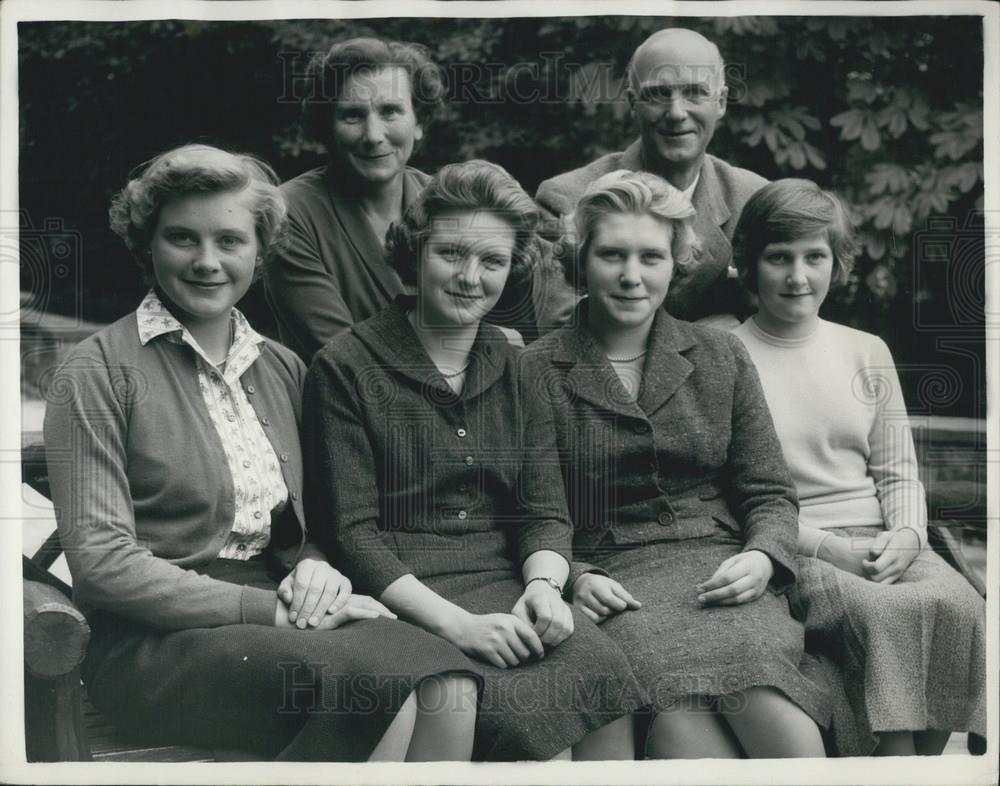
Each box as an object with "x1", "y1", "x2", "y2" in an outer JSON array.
[
  {"x1": 137, "y1": 291, "x2": 287, "y2": 560},
  {"x1": 302, "y1": 298, "x2": 573, "y2": 597},
  {"x1": 523, "y1": 306, "x2": 800, "y2": 591},
  {"x1": 43, "y1": 302, "x2": 317, "y2": 630}
]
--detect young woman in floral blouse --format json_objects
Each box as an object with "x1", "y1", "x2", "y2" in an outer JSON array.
[{"x1": 44, "y1": 144, "x2": 480, "y2": 761}]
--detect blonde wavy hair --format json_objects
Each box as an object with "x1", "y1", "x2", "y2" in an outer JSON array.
[{"x1": 553, "y1": 170, "x2": 700, "y2": 292}]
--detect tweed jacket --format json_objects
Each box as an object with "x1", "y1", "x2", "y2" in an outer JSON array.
[
  {"x1": 522, "y1": 306, "x2": 799, "y2": 591},
  {"x1": 535, "y1": 143, "x2": 768, "y2": 322},
  {"x1": 302, "y1": 298, "x2": 573, "y2": 597},
  {"x1": 43, "y1": 312, "x2": 323, "y2": 630}
]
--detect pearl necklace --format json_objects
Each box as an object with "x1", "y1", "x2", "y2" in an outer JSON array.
[
  {"x1": 607, "y1": 350, "x2": 648, "y2": 363},
  {"x1": 439, "y1": 361, "x2": 470, "y2": 378}
]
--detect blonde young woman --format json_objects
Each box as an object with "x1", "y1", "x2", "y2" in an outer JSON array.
[
  {"x1": 524, "y1": 171, "x2": 829, "y2": 758},
  {"x1": 44, "y1": 144, "x2": 480, "y2": 761}
]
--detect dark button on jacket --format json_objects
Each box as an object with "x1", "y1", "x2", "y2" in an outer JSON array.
[
  {"x1": 522, "y1": 306, "x2": 800, "y2": 591},
  {"x1": 303, "y1": 299, "x2": 573, "y2": 597}
]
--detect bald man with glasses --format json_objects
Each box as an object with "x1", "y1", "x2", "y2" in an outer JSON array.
[{"x1": 534, "y1": 28, "x2": 768, "y2": 329}]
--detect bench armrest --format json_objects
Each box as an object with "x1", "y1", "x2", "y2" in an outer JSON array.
[
  {"x1": 23, "y1": 579, "x2": 90, "y2": 679},
  {"x1": 925, "y1": 480, "x2": 985, "y2": 525}
]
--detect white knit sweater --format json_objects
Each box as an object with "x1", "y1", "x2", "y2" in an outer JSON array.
[{"x1": 733, "y1": 317, "x2": 928, "y2": 554}]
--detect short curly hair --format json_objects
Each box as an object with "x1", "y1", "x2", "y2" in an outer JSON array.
[
  {"x1": 385, "y1": 159, "x2": 541, "y2": 292},
  {"x1": 732, "y1": 178, "x2": 858, "y2": 293},
  {"x1": 108, "y1": 144, "x2": 288, "y2": 280},
  {"x1": 554, "y1": 170, "x2": 700, "y2": 293},
  {"x1": 302, "y1": 37, "x2": 444, "y2": 150}
]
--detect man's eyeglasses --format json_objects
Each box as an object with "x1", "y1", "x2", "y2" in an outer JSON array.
[{"x1": 633, "y1": 84, "x2": 720, "y2": 118}]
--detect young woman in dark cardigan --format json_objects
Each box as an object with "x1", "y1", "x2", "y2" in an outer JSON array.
[
  {"x1": 43, "y1": 144, "x2": 480, "y2": 761},
  {"x1": 303, "y1": 160, "x2": 642, "y2": 761},
  {"x1": 523, "y1": 170, "x2": 829, "y2": 758}
]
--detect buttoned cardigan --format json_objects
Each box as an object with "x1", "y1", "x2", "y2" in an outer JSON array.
[
  {"x1": 302, "y1": 299, "x2": 573, "y2": 597},
  {"x1": 523, "y1": 306, "x2": 800, "y2": 590},
  {"x1": 43, "y1": 312, "x2": 322, "y2": 630}
]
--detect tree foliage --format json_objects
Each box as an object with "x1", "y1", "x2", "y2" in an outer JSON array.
[{"x1": 18, "y1": 15, "x2": 985, "y2": 415}]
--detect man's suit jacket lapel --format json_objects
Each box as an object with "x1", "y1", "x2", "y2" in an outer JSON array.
[
  {"x1": 626, "y1": 147, "x2": 732, "y2": 278},
  {"x1": 620, "y1": 140, "x2": 644, "y2": 172},
  {"x1": 690, "y1": 156, "x2": 732, "y2": 277}
]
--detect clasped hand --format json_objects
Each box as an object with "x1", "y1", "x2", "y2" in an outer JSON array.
[
  {"x1": 451, "y1": 581, "x2": 574, "y2": 669},
  {"x1": 275, "y1": 558, "x2": 396, "y2": 629},
  {"x1": 697, "y1": 550, "x2": 773, "y2": 606},
  {"x1": 821, "y1": 529, "x2": 920, "y2": 584}
]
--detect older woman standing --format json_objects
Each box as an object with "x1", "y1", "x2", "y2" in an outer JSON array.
[
  {"x1": 43, "y1": 144, "x2": 480, "y2": 761},
  {"x1": 525, "y1": 171, "x2": 829, "y2": 758},
  {"x1": 303, "y1": 160, "x2": 641, "y2": 761},
  {"x1": 264, "y1": 38, "x2": 534, "y2": 361}
]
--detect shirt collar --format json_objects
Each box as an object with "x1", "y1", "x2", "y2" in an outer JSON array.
[
  {"x1": 632, "y1": 141, "x2": 701, "y2": 201},
  {"x1": 681, "y1": 172, "x2": 700, "y2": 201},
  {"x1": 136, "y1": 290, "x2": 265, "y2": 382}
]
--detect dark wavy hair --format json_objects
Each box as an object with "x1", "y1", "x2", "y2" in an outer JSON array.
[
  {"x1": 108, "y1": 144, "x2": 287, "y2": 281},
  {"x1": 732, "y1": 178, "x2": 858, "y2": 293},
  {"x1": 302, "y1": 37, "x2": 444, "y2": 150},
  {"x1": 385, "y1": 159, "x2": 541, "y2": 291}
]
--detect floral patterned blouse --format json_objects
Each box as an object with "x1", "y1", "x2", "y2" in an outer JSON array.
[{"x1": 137, "y1": 290, "x2": 287, "y2": 560}]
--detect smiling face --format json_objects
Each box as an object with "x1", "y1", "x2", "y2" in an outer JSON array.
[
  {"x1": 149, "y1": 190, "x2": 259, "y2": 334},
  {"x1": 584, "y1": 212, "x2": 675, "y2": 336},
  {"x1": 754, "y1": 234, "x2": 835, "y2": 338},
  {"x1": 629, "y1": 32, "x2": 727, "y2": 185},
  {"x1": 330, "y1": 66, "x2": 424, "y2": 186},
  {"x1": 416, "y1": 209, "x2": 516, "y2": 328}
]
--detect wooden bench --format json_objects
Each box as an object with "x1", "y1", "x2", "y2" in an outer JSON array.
[
  {"x1": 21, "y1": 443, "x2": 217, "y2": 763},
  {"x1": 21, "y1": 441, "x2": 987, "y2": 761}
]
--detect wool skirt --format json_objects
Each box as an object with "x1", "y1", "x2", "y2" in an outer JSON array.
[
  {"x1": 82, "y1": 556, "x2": 481, "y2": 761},
  {"x1": 793, "y1": 526, "x2": 987, "y2": 755},
  {"x1": 585, "y1": 535, "x2": 831, "y2": 729},
  {"x1": 425, "y1": 568, "x2": 644, "y2": 761}
]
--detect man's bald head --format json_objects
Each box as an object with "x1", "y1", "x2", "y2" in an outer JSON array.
[
  {"x1": 627, "y1": 28, "x2": 725, "y2": 94},
  {"x1": 624, "y1": 28, "x2": 729, "y2": 188}
]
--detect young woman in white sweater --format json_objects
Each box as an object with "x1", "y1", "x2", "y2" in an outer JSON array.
[{"x1": 731, "y1": 178, "x2": 985, "y2": 756}]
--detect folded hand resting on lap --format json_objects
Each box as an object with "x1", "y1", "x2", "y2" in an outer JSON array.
[
  {"x1": 275, "y1": 593, "x2": 396, "y2": 630},
  {"x1": 511, "y1": 580, "x2": 574, "y2": 647},
  {"x1": 449, "y1": 612, "x2": 545, "y2": 669},
  {"x1": 278, "y1": 558, "x2": 353, "y2": 628},
  {"x1": 861, "y1": 528, "x2": 921, "y2": 585},
  {"x1": 697, "y1": 550, "x2": 773, "y2": 606},
  {"x1": 571, "y1": 574, "x2": 641, "y2": 624}
]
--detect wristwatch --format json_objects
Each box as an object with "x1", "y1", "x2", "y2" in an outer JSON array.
[{"x1": 526, "y1": 576, "x2": 564, "y2": 595}]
